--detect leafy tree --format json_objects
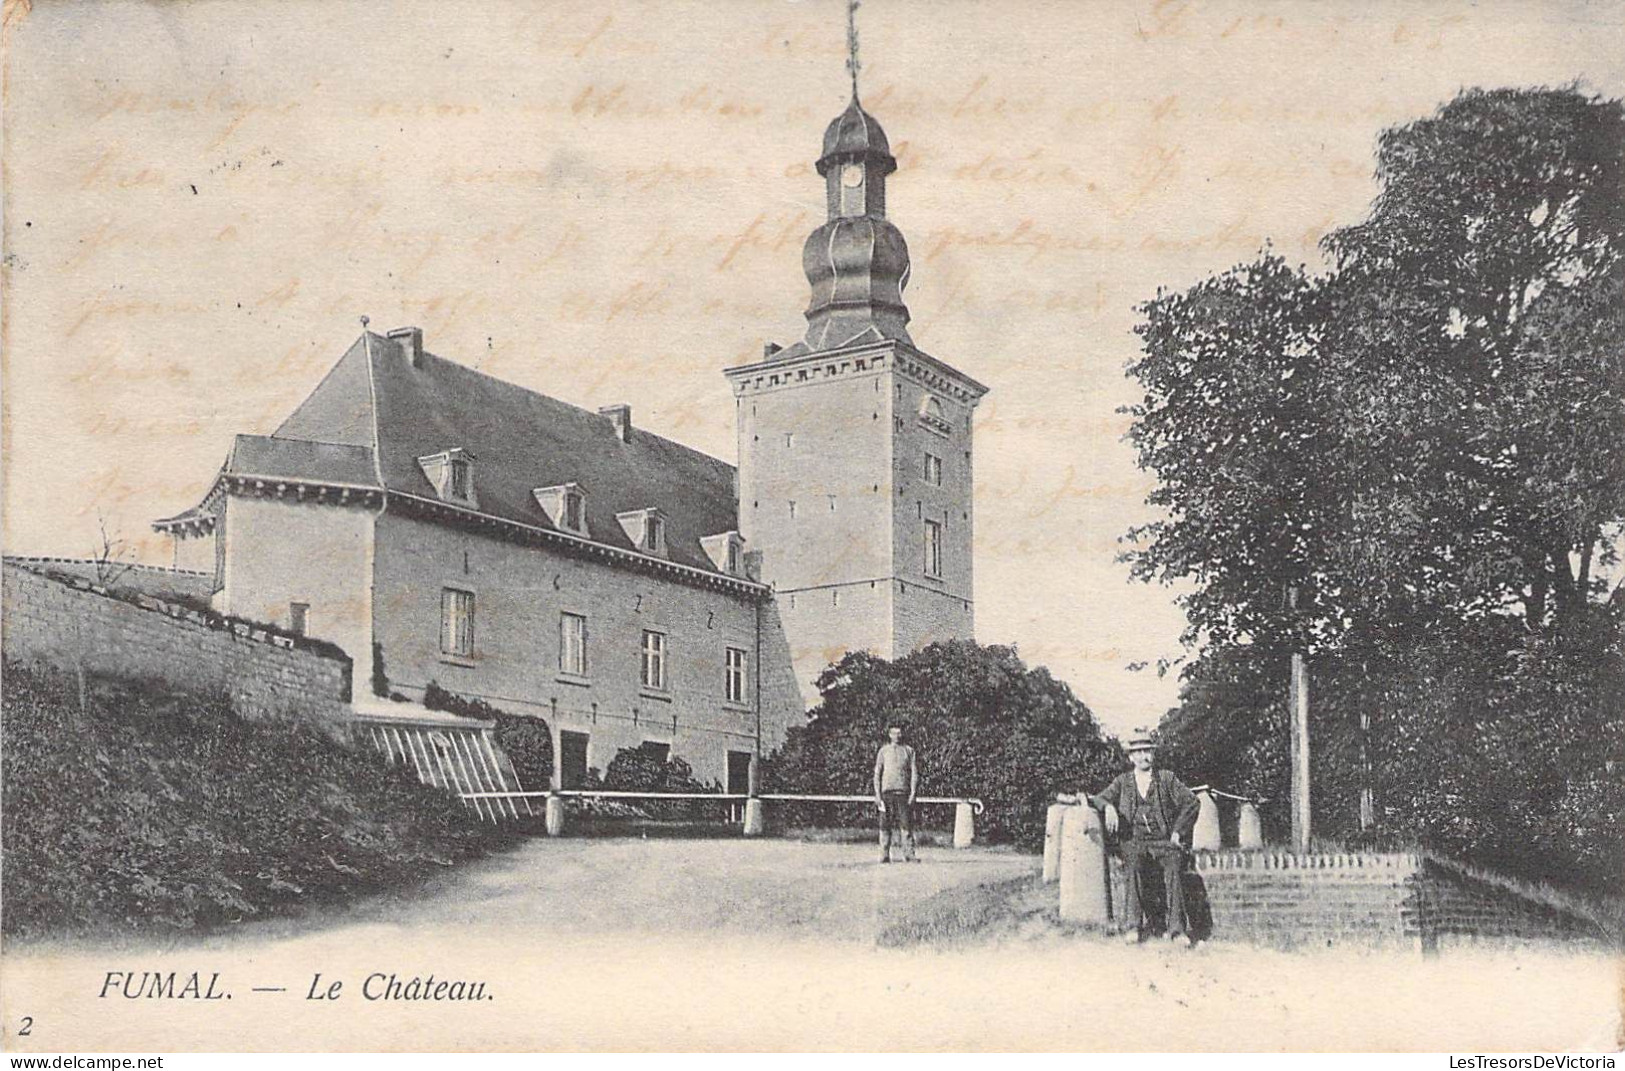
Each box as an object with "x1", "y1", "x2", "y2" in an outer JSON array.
[
  {"x1": 1126, "y1": 86, "x2": 1625, "y2": 888},
  {"x1": 1323, "y1": 87, "x2": 1625, "y2": 634},
  {"x1": 763, "y1": 640, "x2": 1120, "y2": 846}
]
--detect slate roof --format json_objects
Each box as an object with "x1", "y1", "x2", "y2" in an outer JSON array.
[{"x1": 157, "y1": 332, "x2": 742, "y2": 578}]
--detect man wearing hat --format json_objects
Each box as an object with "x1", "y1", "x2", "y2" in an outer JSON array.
[{"x1": 1086, "y1": 730, "x2": 1201, "y2": 946}]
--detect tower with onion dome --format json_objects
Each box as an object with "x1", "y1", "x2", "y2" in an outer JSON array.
[{"x1": 723, "y1": 45, "x2": 989, "y2": 706}]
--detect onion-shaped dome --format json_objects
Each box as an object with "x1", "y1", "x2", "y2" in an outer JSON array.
[
  {"x1": 817, "y1": 97, "x2": 897, "y2": 177},
  {"x1": 802, "y1": 216, "x2": 913, "y2": 349}
]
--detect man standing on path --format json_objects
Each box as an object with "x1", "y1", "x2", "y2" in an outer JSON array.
[
  {"x1": 1087, "y1": 730, "x2": 1200, "y2": 946},
  {"x1": 873, "y1": 723, "x2": 919, "y2": 863}
]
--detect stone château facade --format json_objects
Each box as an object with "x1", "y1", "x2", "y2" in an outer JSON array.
[{"x1": 155, "y1": 94, "x2": 988, "y2": 790}]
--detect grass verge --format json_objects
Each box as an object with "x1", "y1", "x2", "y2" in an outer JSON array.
[{"x1": 1, "y1": 662, "x2": 511, "y2": 940}]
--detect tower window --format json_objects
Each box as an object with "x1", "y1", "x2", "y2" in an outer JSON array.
[
  {"x1": 919, "y1": 395, "x2": 952, "y2": 437},
  {"x1": 789, "y1": 501, "x2": 797, "y2": 518},
  {"x1": 923, "y1": 452, "x2": 943, "y2": 486},
  {"x1": 924, "y1": 521, "x2": 943, "y2": 578}
]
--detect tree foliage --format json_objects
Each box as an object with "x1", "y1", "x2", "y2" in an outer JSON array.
[
  {"x1": 1126, "y1": 86, "x2": 1625, "y2": 890},
  {"x1": 763, "y1": 640, "x2": 1121, "y2": 846}
]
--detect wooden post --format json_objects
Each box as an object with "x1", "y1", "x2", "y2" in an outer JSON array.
[
  {"x1": 1286, "y1": 584, "x2": 1312, "y2": 855},
  {"x1": 1359, "y1": 706, "x2": 1375, "y2": 831},
  {"x1": 1289, "y1": 649, "x2": 1311, "y2": 854}
]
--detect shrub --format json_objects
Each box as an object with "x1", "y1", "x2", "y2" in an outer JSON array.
[
  {"x1": 602, "y1": 744, "x2": 722, "y2": 820},
  {"x1": 1, "y1": 662, "x2": 504, "y2": 938},
  {"x1": 762, "y1": 640, "x2": 1120, "y2": 847}
]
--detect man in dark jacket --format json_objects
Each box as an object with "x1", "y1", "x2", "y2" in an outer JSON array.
[{"x1": 1086, "y1": 730, "x2": 1201, "y2": 946}]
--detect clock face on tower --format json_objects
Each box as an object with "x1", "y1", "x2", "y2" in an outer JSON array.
[{"x1": 841, "y1": 163, "x2": 864, "y2": 188}]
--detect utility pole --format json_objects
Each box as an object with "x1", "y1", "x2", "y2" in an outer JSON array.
[{"x1": 1287, "y1": 585, "x2": 1311, "y2": 854}]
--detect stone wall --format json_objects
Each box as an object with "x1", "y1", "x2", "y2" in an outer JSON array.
[
  {"x1": 2, "y1": 561, "x2": 352, "y2": 732},
  {"x1": 4, "y1": 556, "x2": 214, "y2": 603},
  {"x1": 1108, "y1": 849, "x2": 1605, "y2": 950}
]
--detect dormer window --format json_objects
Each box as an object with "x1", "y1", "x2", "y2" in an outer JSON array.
[
  {"x1": 701, "y1": 531, "x2": 746, "y2": 576},
  {"x1": 918, "y1": 395, "x2": 952, "y2": 437},
  {"x1": 616, "y1": 508, "x2": 668, "y2": 558},
  {"x1": 534, "y1": 482, "x2": 589, "y2": 537},
  {"x1": 418, "y1": 448, "x2": 478, "y2": 507},
  {"x1": 447, "y1": 458, "x2": 470, "y2": 499}
]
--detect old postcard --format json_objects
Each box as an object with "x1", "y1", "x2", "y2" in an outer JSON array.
[{"x1": 2, "y1": 0, "x2": 1622, "y2": 1054}]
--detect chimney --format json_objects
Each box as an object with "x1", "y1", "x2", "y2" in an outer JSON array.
[
  {"x1": 387, "y1": 326, "x2": 424, "y2": 368},
  {"x1": 598, "y1": 404, "x2": 632, "y2": 442}
]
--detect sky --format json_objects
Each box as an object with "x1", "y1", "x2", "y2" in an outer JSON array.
[{"x1": 4, "y1": 0, "x2": 1622, "y2": 737}]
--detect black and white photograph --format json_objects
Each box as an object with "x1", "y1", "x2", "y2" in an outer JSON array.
[{"x1": 1, "y1": 0, "x2": 1621, "y2": 1055}]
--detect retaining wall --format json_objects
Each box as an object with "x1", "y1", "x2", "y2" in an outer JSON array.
[
  {"x1": 2, "y1": 561, "x2": 351, "y2": 732},
  {"x1": 1115, "y1": 849, "x2": 1604, "y2": 949}
]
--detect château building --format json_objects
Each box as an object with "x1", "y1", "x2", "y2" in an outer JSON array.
[{"x1": 155, "y1": 92, "x2": 988, "y2": 791}]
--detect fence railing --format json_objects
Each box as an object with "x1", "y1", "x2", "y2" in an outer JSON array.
[{"x1": 457, "y1": 789, "x2": 986, "y2": 846}]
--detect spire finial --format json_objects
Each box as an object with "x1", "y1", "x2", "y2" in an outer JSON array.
[
  {"x1": 359, "y1": 315, "x2": 370, "y2": 330},
  {"x1": 845, "y1": 0, "x2": 861, "y2": 101}
]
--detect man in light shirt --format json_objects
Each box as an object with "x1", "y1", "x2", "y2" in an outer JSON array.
[
  {"x1": 1086, "y1": 730, "x2": 1200, "y2": 946},
  {"x1": 873, "y1": 723, "x2": 919, "y2": 863}
]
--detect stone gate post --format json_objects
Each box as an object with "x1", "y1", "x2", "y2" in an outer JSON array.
[{"x1": 1058, "y1": 803, "x2": 1111, "y2": 925}]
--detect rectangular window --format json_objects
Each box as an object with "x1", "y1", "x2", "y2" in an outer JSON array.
[
  {"x1": 641, "y1": 629, "x2": 667, "y2": 690},
  {"x1": 288, "y1": 602, "x2": 309, "y2": 636},
  {"x1": 564, "y1": 491, "x2": 583, "y2": 532},
  {"x1": 641, "y1": 741, "x2": 671, "y2": 764},
  {"x1": 924, "y1": 520, "x2": 943, "y2": 578},
  {"x1": 559, "y1": 612, "x2": 587, "y2": 676},
  {"x1": 447, "y1": 458, "x2": 471, "y2": 500},
  {"x1": 725, "y1": 646, "x2": 748, "y2": 704},
  {"x1": 645, "y1": 515, "x2": 663, "y2": 550},
  {"x1": 923, "y1": 452, "x2": 943, "y2": 486},
  {"x1": 441, "y1": 588, "x2": 474, "y2": 657}
]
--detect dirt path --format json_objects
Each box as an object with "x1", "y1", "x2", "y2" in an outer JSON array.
[{"x1": 2, "y1": 839, "x2": 1618, "y2": 1051}]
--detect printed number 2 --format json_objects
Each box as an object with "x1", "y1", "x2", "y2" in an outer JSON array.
[{"x1": 18, "y1": 1017, "x2": 32, "y2": 1036}]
